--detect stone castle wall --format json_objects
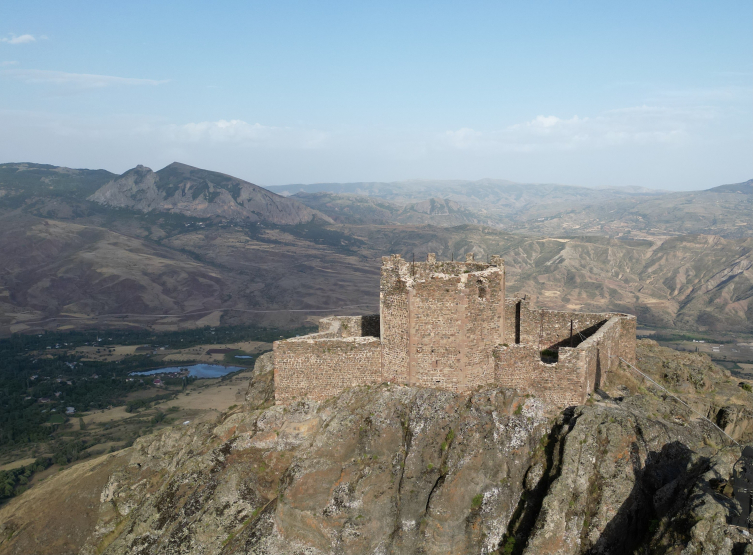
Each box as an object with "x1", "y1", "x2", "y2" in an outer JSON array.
[
  {"x1": 503, "y1": 297, "x2": 540, "y2": 346},
  {"x1": 273, "y1": 336, "x2": 381, "y2": 404},
  {"x1": 317, "y1": 315, "x2": 380, "y2": 338},
  {"x1": 380, "y1": 253, "x2": 504, "y2": 391},
  {"x1": 380, "y1": 255, "x2": 411, "y2": 384},
  {"x1": 503, "y1": 297, "x2": 619, "y2": 350},
  {"x1": 273, "y1": 254, "x2": 637, "y2": 409},
  {"x1": 494, "y1": 312, "x2": 636, "y2": 406},
  {"x1": 494, "y1": 343, "x2": 590, "y2": 407},
  {"x1": 273, "y1": 314, "x2": 381, "y2": 404}
]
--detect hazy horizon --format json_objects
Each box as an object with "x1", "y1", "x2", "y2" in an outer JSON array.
[
  {"x1": 2, "y1": 1, "x2": 752, "y2": 191},
  {"x1": 3, "y1": 158, "x2": 751, "y2": 193}
]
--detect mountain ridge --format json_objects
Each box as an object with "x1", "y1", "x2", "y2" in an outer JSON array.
[
  {"x1": 88, "y1": 162, "x2": 332, "y2": 225},
  {"x1": 707, "y1": 178, "x2": 753, "y2": 195},
  {"x1": 1, "y1": 162, "x2": 751, "y2": 336}
]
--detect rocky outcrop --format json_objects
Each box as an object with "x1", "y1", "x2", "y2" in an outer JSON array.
[
  {"x1": 1, "y1": 343, "x2": 752, "y2": 555},
  {"x1": 515, "y1": 399, "x2": 738, "y2": 555},
  {"x1": 626, "y1": 339, "x2": 753, "y2": 445},
  {"x1": 89, "y1": 163, "x2": 332, "y2": 225},
  {"x1": 75, "y1": 383, "x2": 550, "y2": 555},
  {"x1": 245, "y1": 351, "x2": 275, "y2": 410}
]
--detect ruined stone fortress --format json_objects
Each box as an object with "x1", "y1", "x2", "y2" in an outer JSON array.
[{"x1": 273, "y1": 253, "x2": 636, "y2": 408}]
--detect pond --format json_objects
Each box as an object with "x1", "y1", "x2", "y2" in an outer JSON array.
[{"x1": 131, "y1": 364, "x2": 244, "y2": 379}]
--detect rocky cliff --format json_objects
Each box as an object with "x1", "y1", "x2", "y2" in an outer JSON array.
[
  {"x1": 1, "y1": 342, "x2": 752, "y2": 555},
  {"x1": 89, "y1": 163, "x2": 332, "y2": 225}
]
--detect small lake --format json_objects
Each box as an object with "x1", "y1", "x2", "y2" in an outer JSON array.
[{"x1": 131, "y1": 364, "x2": 244, "y2": 379}]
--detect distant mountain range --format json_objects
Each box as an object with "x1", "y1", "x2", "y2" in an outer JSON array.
[
  {"x1": 289, "y1": 193, "x2": 499, "y2": 226},
  {"x1": 268, "y1": 178, "x2": 664, "y2": 216},
  {"x1": 272, "y1": 178, "x2": 753, "y2": 237},
  {"x1": 0, "y1": 161, "x2": 751, "y2": 336},
  {"x1": 3, "y1": 163, "x2": 749, "y2": 234}
]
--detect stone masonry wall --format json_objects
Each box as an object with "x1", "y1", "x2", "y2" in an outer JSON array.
[
  {"x1": 503, "y1": 297, "x2": 539, "y2": 346},
  {"x1": 380, "y1": 255, "x2": 411, "y2": 384},
  {"x1": 273, "y1": 336, "x2": 381, "y2": 404},
  {"x1": 504, "y1": 297, "x2": 625, "y2": 350},
  {"x1": 580, "y1": 316, "x2": 620, "y2": 392},
  {"x1": 273, "y1": 254, "x2": 636, "y2": 407},
  {"x1": 576, "y1": 313, "x2": 636, "y2": 391},
  {"x1": 380, "y1": 253, "x2": 505, "y2": 391},
  {"x1": 538, "y1": 309, "x2": 610, "y2": 350},
  {"x1": 494, "y1": 343, "x2": 589, "y2": 407},
  {"x1": 616, "y1": 314, "x2": 637, "y2": 364},
  {"x1": 454, "y1": 269, "x2": 505, "y2": 389},
  {"x1": 494, "y1": 313, "x2": 637, "y2": 408}
]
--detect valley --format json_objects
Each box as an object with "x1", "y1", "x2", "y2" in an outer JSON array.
[
  {"x1": 0, "y1": 322, "x2": 301, "y2": 496},
  {"x1": 1, "y1": 162, "x2": 751, "y2": 339},
  {"x1": 0, "y1": 161, "x2": 752, "y2": 553}
]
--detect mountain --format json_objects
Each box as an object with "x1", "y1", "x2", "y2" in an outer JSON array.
[
  {"x1": 0, "y1": 163, "x2": 115, "y2": 205},
  {"x1": 268, "y1": 178, "x2": 662, "y2": 216},
  {"x1": 509, "y1": 183, "x2": 753, "y2": 238},
  {"x1": 273, "y1": 177, "x2": 753, "y2": 238},
  {"x1": 398, "y1": 197, "x2": 494, "y2": 226},
  {"x1": 0, "y1": 211, "x2": 373, "y2": 335},
  {"x1": 0, "y1": 344, "x2": 750, "y2": 554},
  {"x1": 288, "y1": 192, "x2": 403, "y2": 224},
  {"x1": 290, "y1": 193, "x2": 500, "y2": 226},
  {"x1": 89, "y1": 162, "x2": 331, "y2": 225},
  {"x1": 707, "y1": 178, "x2": 753, "y2": 195},
  {"x1": 0, "y1": 162, "x2": 751, "y2": 336},
  {"x1": 344, "y1": 226, "x2": 753, "y2": 333},
  {"x1": 2, "y1": 211, "x2": 752, "y2": 335}
]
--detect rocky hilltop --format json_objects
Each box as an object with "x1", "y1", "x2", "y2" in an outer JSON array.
[
  {"x1": 89, "y1": 162, "x2": 332, "y2": 225},
  {"x1": 1, "y1": 341, "x2": 752, "y2": 554},
  {"x1": 709, "y1": 179, "x2": 753, "y2": 195}
]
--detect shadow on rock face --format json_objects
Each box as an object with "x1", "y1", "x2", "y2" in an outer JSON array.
[{"x1": 589, "y1": 441, "x2": 708, "y2": 555}]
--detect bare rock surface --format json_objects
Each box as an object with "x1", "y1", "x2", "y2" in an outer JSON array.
[
  {"x1": 1, "y1": 342, "x2": 752, "y2": 555},
  {"x1": 245, "y1": 352, "x2": 275, "y2": 410}
]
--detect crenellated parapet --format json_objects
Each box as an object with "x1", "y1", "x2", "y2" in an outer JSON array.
[{"x1": 380, "y1": 253, "x2": 502, "y2": 286}]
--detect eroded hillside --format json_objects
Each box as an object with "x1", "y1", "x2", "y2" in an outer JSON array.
[
  {"x1": 1, "y1": 342, "x2": 751, "y2": 555},
  {"x1": 1, "y1": 163, "x2": 751, "y2": 336},
  {"x1": 2, "y1": 210, "x2": 752, "y2": 336}
]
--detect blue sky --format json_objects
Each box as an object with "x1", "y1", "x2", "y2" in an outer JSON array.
[{"x1": 1, "y1": 1, "x2": 751, "y2": 190}]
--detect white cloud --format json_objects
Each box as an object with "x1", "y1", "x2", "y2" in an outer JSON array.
[
  {"x1": 161, "y1": 119, "x2": 329, "y2": 149},
  {"x1": 0, "y1": 61, "x2": 18, "y2": 66},
  {"x1": 2, "y1": 69, "x2": 168, "y2": 88},
  {"x1": 1, "y1": 34, "x2": 36, "y2": 45},
  {"x1": 440, "y1": 106, "x2": 710, "y2": 153},
  {"x1": 527, "y1": 115, "x2": 582, "y2": 128}
]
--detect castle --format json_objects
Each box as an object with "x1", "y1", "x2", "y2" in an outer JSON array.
[{"x1": 273, "y1": 253, "x2": 636, "y2": 408}]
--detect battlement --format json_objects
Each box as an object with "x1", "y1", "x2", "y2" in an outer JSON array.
[
  {"x1": 273, "y1": 253, "x2": 636, "y2": 409},
  {"x1": 380, "y1": 252, "x2": 503, "y2": 282}
]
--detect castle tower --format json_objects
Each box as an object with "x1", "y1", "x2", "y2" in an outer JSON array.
[{"x1": 380, "y1": 253, "x2": 505, "y2": 392}]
